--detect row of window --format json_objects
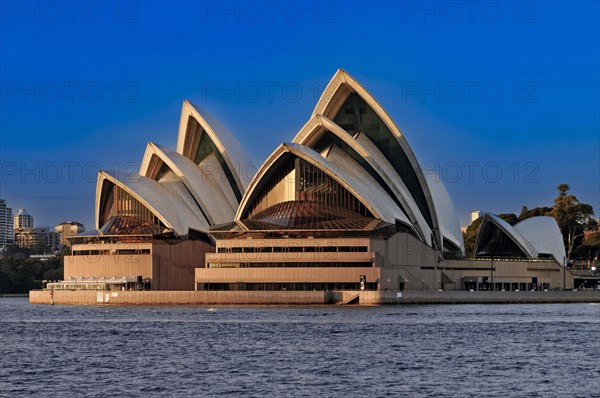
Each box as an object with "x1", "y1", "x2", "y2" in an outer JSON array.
[
  {"x1": 72, "y1": 249, "x2": 151, "y2": 256},
  {"x1": 463, "y1": 282, "x2": 551, "y2": 292},
  {"x1": 199, "y1": 282, "x2": 378, "y2": 291},
  {"x1": 217, "y1": 246, "x2": 369, "y2": 253},
  {"x1": 208, "y1": 262, "x2": 373, "y2": 268}
]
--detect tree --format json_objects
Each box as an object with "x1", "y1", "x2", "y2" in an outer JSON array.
[
  {"x1": 551, "y1": 184, "x2": 596, "y2": 261},
  {"x1": 498, "y1": 213, "x2": 519, "y2": 226},
  {"x1": 518, "y1": 206, "x2": 553, "y2": 221},
  {"x1": 31, "y1": 242, "x2": 50, "y2": 255},
  {"x1": 573, "y1": 231, "x2": 600, "y2": 259},
  {"x1": 463, "y1": 218, "x2": 483, "y2": 257},
  {"x1": 4, "y1": 245, "x2": 30, "y2": 257},
  {"x1": 0, "y1": 255, "x2": 64, "y2": 294},
  {"x1": 584, "y1": 231, "x2": 600, "y2": 247}
]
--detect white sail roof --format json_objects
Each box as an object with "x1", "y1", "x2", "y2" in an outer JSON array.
[
  {"x1": 95, "y1": 170, "x2": 209, "y2": 236},
  {"x1": 176, "y1": 100, "x2": 252, "y2": 194},
  {"x1": 93, "y1": 99, "x2": 252, "y2": 237},
  {"x1": 425, "y1": 173, "x2": 464, "y2": 254},
  {"x1": 475, "y1": 213, "x2": 566, "y2": 263},
  {"x1": 140, "y1": 142, "x2": 238, "y2": 225},
  {"x1": 514, "y1": 216, "x2": 566, "y2": 263}
]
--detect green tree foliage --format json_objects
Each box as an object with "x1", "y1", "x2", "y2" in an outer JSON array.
[
  {"x1": 463, "y1": 218, "x2": 482, "y2": 257},
  {"x1": 498, "y1": 213, "x2": 519, "y2": 226},
  {"x1": 551, "y1": 184, "x2": 596, "y2": 260},
  {"x1": 4, "y1": 245, "x2": 30, "y2": 256},
  {"x1": 573, "y1": 231, "x2": 600, "y2": 259},
  {"x1": 0, "y1": 249, "x2": 63, "y2": 294},
  {"x1": 31, "y1": 242, "x2": 50, "y2": 255},
  {"x1": 584, "y1": 231, "x2": 600, "y2": 247},
  {"x1": 518, "y1": 206, "x2": 553, "y2": 221}
]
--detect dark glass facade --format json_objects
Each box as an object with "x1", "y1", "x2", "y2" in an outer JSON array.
[
  {"x1": 311, "y1": 130, "x2": 410, "y2": 217},
  {"x1": 475, "y1": 221, "x2": 527, "y2": 258},
  {"x1": 332, "y1": 92, "x2": 434, "y2": 229},
  {"x1": 184, "y1": 116, "x2": 243, "y2": 202},
  {"x1": 154, "y1": 161, "x2": 170, "y2": 182}
]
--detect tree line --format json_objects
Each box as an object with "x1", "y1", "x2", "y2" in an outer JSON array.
[
  {"x1": 1, "y1": 184, "x2": 597, "y2": 293},
  {"x1": 0, "y1": 247, "x2": 64, "y2": 294}
]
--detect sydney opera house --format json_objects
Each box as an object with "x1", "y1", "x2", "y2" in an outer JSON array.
[{"x1": 56, "y1": 70, "x2": 572, "y2": 295}]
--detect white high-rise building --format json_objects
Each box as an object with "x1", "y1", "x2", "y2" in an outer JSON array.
[{"x1": 0, "y1": 199, "x2": 14, "y2": 250}]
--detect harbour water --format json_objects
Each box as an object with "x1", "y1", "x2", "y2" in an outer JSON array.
[{"x1": 1, "y1": 298, "x2": 598, "y2": 397}]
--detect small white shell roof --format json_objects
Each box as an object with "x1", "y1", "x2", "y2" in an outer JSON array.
[
  {"x1": 96, "y1": 170, "x2": 209, "y2": 236},
  {"x1": 176, "y1": 100, "x2": 253, "y2": 192},
  {"x1": 514, "y1": 216, "x2": 566, "y2": 263},
  {"x1": 140, "y1": 142, "x2": 239, "y2": 225},
  {"x1": 425, "y1": 173, "x2": 464, "y2": 253},
  {"x1": 478, "y1": 214, "x2": 538, "y2": 258}
]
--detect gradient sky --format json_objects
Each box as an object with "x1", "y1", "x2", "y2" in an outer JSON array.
[{"x1": 1, "y1": 0, "x2": 598, "y2": 230}]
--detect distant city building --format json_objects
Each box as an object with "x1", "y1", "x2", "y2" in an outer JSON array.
[
  {"x1": 0, "y1": 199, "x2": 14, "y2": 251},
  {"x1": 14, "y1": 227, "x2": 59, "y2": 251},
  {"x1": 470, "y1": 210, "x2": 482, "y2": 223},
  {"x1": 55, "y1": 221, "x2": 85, "y2": 247},
  {"x1": 14, "y1": 208, "x2": 33, "y2": 230}
]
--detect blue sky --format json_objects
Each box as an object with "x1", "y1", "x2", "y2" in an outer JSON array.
[{"x1": 1, "y1": 0, "x2": 598, "y2": 229}]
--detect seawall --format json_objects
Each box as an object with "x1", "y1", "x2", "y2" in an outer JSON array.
[{"x1": 29, "y1": 289, "x2": 600, "y2": 306}]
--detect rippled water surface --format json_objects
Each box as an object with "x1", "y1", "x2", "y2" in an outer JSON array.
[{"x1": 1, "y1": 298, "x2": 599, "y2": 397}]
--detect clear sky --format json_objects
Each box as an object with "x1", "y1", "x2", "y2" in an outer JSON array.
[{"x1": 1, "y1": 0, "x2": 598, "y2": 230}]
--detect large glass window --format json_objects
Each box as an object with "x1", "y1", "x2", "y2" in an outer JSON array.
[
  {"x1": 183, "y1": 116, "x2": 243, "y2": 202},
  {"x1": 98, "y1": 181, "x2": 166, "y2": 235},
  {"x1": 246, "y1": 156, "x2": 296, "y2": 216},
  {"x1": 244, "y1": 157, "x2": 374, "y2": 229},
  {"x1": 154, "y1": 162, "x2": 170, "y2": 181},
  {"x1": 145, "y1": 155, "x2": 170, "y2": 181},
  {"x1": 475, "y1": 222, "x2": 527, "y2": 258}
]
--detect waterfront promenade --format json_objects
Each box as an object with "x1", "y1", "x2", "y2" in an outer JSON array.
[{"x1": 29, "y1": 289, "x2": 600, "y2": 306}]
